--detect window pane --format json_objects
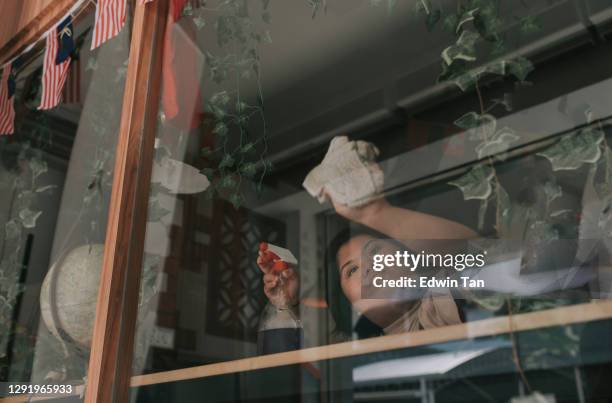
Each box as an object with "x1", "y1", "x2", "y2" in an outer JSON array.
[
  {"x1": 132, "y1": 319, "x2": 612, "y2": 403},
  {"x1": 130, "y1": 1, "x2": 612, "y2": 402},
  {"x1": 0, "y1": 5, "x2": 132, "y2": 400}
]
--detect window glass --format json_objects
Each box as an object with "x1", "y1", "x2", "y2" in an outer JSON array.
[
  {"x1": 0, "y1": 5, "x2": 132, "y2": 400},
  {"x1": 130, "y1": 0, "x2": 612, "y2": 402},
  {"x1": 131, "y1": 319, "x2": 612, "y2": 403}
]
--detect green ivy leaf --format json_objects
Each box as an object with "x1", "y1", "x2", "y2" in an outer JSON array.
[
  {"x1": 236, "y1": 101, "x2": 248, "y2": 113},
  {"x1": 492, "y1": 93, "x2": 513, "y2": 112},
  {"x1": 454, "y1": 111, "x2": 480, "y2": 129},
  {"x1": 148, "y1": 199, "x2": 171, "y2": 222},
  {"x1": 550, "y1": 209, "x2": 572, "y2": 218},
  {"x1": 193, "y1": 15, "x2": 206, "y2": 30},
  {"x1": 210, "y1": 90, "x2": 230, "y2": 106},
  {"x1": 507, "y1": 57, "x2": 534, "y2": 82},
  {"x1": 473, "y1": 7, "x2": 501, "y2": 42},
  {"x1": 543, "y1": 181, "x2": 562, "y2": 205},
  {"x1": 219, "y1": 175, "x2": 236, "y2": 189},
  {"x1": 208, "y1": 104, "x2": 226, "y2": 119},
  {"x1": 449, "y1": 165, "x2": 494, "y2": 200},
  {"x1": 528, "y1": 221, "x2": 559, "y2": 243},
  {"x1": 213, "y1": 122, "x2": 229, "y2": 136},
  {"x1": 263, "y1": 159, "x2": 273, "y2": 171},
  {"x1": 415, "y1": 0, "x2": 431, "y2": 14},
  {"x1": 19, "y1": 208, "x2": 42, "y2": 229},
  {"x1": 452, "y1": 70, "x2": 479, "y2": 91},
  {"x1": 442, "y1": 14, "x2": 458, "y2": 32},
  {"x1": 229, "y1": 193, "x2": 243, "y2": 208},
  {"x1": 263, "y1": 30, "x2": 273, "y2": 43},
  {"x1": 519, "y1": 15, "x2": 542, "y2": 35},
  {"x1": 241, "y1": 142, "x2": 255, "y2": 154},
  {"x1": 454, "y1": 112, "x2": 497, "y2": 140},
  {"x1": 475, "y1": 127, "x2": 519, "y2": 159},
  {"x1": 241, "y1": 162, "x2": 257, "y2": 177},
  {"x1": 149, "y1": 182, "x2": 165, "y2": 195},
  {"x1": 537, "y1": 128, "x2": 604, "y2": 171},
  {"x1": 5, "y1": 220, "x2": 21, "y2": 239},
  {"x1": 219, "y1": 154, "x2": 235, "y2": 169},
  {"x1": 482, "y1": 59, "x2": 508, "y2": 76},
  {"x1": 28, "y1": 158, "x2": 47, "y2": 180},
  {"x1": 441, "y1": 30, "x2": 479, "y2": 65},
  {"x1": 35, "y1": 185, "x2": 57, "y2": 194},
  {"x1": 471, "y1": 294, "x2": 505, "y2": 312},
  {"x1": 456, "y1": 8, "x2": 479, "y2": 33},
  {"x1": 236, "y1": 114, "x2": 249, "y2": 129},
  {"x1": 182, "y1": 2, "x2": 194, "y2": 16}
]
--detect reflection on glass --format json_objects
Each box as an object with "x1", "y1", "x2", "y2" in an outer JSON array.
[
  {"x1": 0, "y1": 7, "x2": 131, "y2": 399},
  {"x1": 130, "y1": 0, "x2": 612, "y2": 402}
]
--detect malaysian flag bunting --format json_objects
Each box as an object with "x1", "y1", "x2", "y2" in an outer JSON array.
[
  {"x1": 91, "y1": 0, "x2": 127, "y2": 50},
  {"x1": 139, "y1": 0, "x2": 155, "y2": 3},
  {"x1": 39, "y1": 16, "x2": 74, "y2": 110},
  {"x1": 0, "y1": 65, "x2": 16, "y2": 135},
  {"x1": 61, "y1": 58, "x2": 81, "y2": 105}
]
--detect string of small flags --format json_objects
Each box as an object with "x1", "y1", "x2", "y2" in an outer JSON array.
[
  {"x1": 0, "y1": 0, "x2": 155, "y2": 135},
  {"x1": 91, "y1": 0, "x2": 127, "y2": 50},
  {"x1": 39, "y1": 16, "x2": 75, "y2": 110},
  {"x1": 0, "y1": 65, "x2": 16, "y2": 135}
]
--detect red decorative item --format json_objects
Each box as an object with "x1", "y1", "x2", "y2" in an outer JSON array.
[
  {"x1": 271, "y1": 261, "x2": 289, "y2": 274},
  {"x1": 259, "y1": 242, "x2": 290, "y2": 273}
]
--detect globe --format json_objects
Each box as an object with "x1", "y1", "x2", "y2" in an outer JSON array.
[{"x1": 40, "y1": 244, "x2": 104, "y2": 349}]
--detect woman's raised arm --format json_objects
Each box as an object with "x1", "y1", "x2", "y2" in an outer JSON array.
[{"x1": 329, "y1": 195, "x2": 477, "y2": 241}]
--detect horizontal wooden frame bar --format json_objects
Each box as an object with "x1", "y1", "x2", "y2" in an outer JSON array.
[
  {"x1": 2, "y1": 300, "x2": 612, "y2": 402},
  {"x1": 129, "y1": 299, "x2": 612, "y2": 387}
]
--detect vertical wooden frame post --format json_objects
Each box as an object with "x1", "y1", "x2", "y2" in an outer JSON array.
[{"x1": 84, "y1": 0, "x2": 168, "y2": 402}]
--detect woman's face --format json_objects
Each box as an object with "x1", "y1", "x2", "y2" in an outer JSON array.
[{"x1": 336, "y1": 235, "x2": 409, "y2": 327}]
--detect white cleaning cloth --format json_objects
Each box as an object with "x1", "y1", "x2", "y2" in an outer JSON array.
[{"x1": 303, "y1": 136, "x2": 384, "y2": 207}]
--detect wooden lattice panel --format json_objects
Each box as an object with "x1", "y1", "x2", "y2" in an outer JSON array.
[{"x1": 205, "y1": 199, "x2": 286, "y2": 341}]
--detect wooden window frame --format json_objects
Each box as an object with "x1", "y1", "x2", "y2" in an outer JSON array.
[
  {"x1": 2, "y1": 2, "x2": 612, "y2": 403},
  {"x1": 82, "y1": 1, "x2": 169, "y2": 402},
  {"x1": 0, "y1": 0, "x2": 79, "y2": 66}
]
